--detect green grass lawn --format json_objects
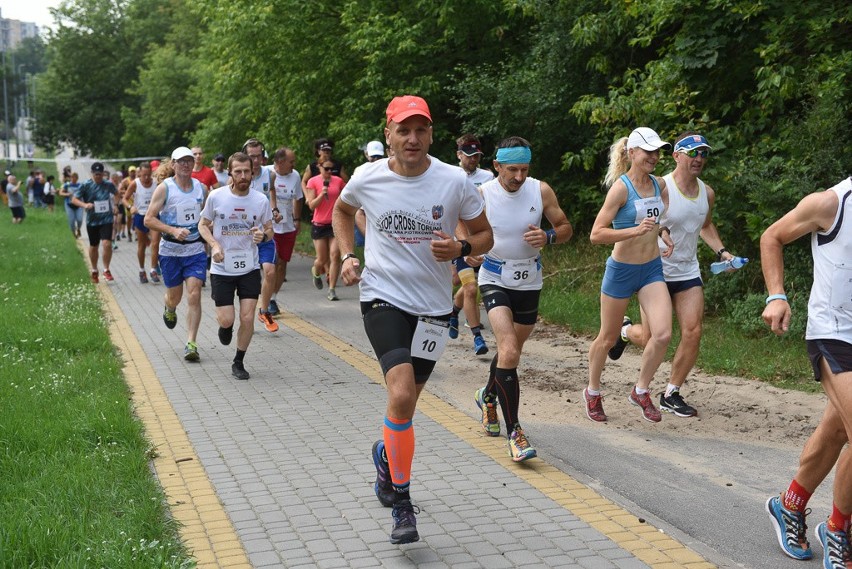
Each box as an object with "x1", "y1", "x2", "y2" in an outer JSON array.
[{"x1": 0, "y1": 206, "x2": 193, "y2": 568}]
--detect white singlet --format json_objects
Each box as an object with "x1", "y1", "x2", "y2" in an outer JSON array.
[
  {"x1": 659, "y1": 173, "x2": 709, "y2": 281},
  {"x1": 158, "y1": 177, "x2": 206, "y2": 258},
  {"x1": 133, "y1": 178, "x2": 156, "y2": 215},
  {"x1": 466, "y1": 167, "x2": 494, "y2": 187},
  {"x1": 249, "y1": 168, "x2": 273, "y2": 201},
  {"x1": 807, "y1": 177, "x2": 852, "y2": 343},
  {"x1": 272, "y1": 170, "x2": 303, "y2": 234},
  {"x1": 339, "y1": 157, "x2": 484, "y2": 316},
  {"x1": 478, "y1": 176, "x2": 544, "y2": 291},
  {"x1": 201, "y1": 186, "x2": 272, "y2": 276}
]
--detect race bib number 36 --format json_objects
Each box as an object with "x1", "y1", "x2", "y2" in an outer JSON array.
[
  {"x1": 410, "y1": 318, "x2": 450, "y2": 361},
  {"x1": 501, "y1": 258, "x2": 538, "y2": 287}
]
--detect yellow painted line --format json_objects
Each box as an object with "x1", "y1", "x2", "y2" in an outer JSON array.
[
  {"x1": 279, "y1": 311, "x2": 717, "y2": 569},
  {"x1": 98, "y1": 284, "x2": 251, "y2": 569}
]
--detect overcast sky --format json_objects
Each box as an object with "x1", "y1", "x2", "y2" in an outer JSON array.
[{"x1": 0, "y1": 0, "x2": 60, "y2": 31}]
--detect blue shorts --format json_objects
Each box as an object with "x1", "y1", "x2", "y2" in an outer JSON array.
[
  {"x1": 807, "y1": 339, "x2": 852, "y2": 381},
  {"x1": 601, "y1": 256, "x2": 665, "y2": 299},
  {"x1": 258, "y1": 239, "x2": 276, "y2": 265},
  {"x1": 132, "y1": 213, "x2": 149, "y2": 234},
  {"x1": 159, "y1": 252, "x2": 208, "y2": 288}
]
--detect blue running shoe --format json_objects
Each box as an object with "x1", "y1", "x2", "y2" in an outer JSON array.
[
  {"x1": 448, "y1": 314, "x2": 459, "y2": 339},
  {"x1": 766, "y1": 495, "x2": 813, "y2": 560},
  {"x1": 815, "y1": 521, "x2": 851, "y2": 569},
  {"x1": 268, "y1": 299, "x2": 280, "y2": 316},
  {"x1": 390, "y1": 499, "x2": 420, "y2": 544},
  {"x1": 473, "y1": 335, "x2": 489, "y2": 355},
  {"x1": 371, "y1": 440, "x2": 395, "y2": 508}
]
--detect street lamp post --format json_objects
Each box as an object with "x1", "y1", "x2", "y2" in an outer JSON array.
[{"x1": 1, "y1": 50, "x2": 9, "y2": 160}]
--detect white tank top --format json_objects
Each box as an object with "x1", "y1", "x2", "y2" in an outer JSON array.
[
  {"x1": 134, "y1": 178, "x2": 156, "y2": 215},
  {"x1": 158, "y1": 177, "x2": 206, "y2": 258},
  {"x1": 807, "y1": 177, "x2": 852, "y2": 342},
  {"x1": 478, "y1": 176, "x2": 544, "y2": 291},
  {"x1": 272, "y1": 170, "x2": 303, "y2": 233},
  {"x1": 659, "y1": 173, "x2": 709, "y2": 281},
  {"x1": 250, "y1": 168, "x2": 272, "y2": 201}
]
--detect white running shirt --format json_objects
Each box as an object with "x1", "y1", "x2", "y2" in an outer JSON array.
[
  {"x1": 201, "y1": 186, "x2": 272, "y2": 276},
  {"x1": 271, "y1": 170, "x2": 303, "y2": 234},
  {"x1": 339, "y1": 157, "x2": 484, "y2": 316},
  {"x1": 807, "y1": 177, "x2": 852, "y2": 342},
  {"x1": 659, "y1": 173, "x2": 709, "y2": 281},
  {"x1": 133, "y1": 178, "x2": 156, "y2": 215}
]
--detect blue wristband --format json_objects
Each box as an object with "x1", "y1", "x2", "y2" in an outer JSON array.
[
  {"x1": 545, "y1": 229, "x2": 556, "y2": 245},
  {"x1": 765, "y1": 294, "x2": 788, "y2": 305}
]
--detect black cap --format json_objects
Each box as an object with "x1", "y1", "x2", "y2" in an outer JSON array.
[
  {"x1": 91, "y1": 162, "x2": 105, "y2": 173},
  {"x1": 214, "y1": 153, "x2": 226, "y2": 161}
]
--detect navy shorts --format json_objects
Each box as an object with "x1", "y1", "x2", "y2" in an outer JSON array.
[
  {"x1": 159, "y1": 252, "x2": 208, "y2": 288},
  {"x1": 311, "y1": 223, "x2": 334, "y2": 240},
  {"x1": 601, "y1": 256, "x2": 665, "y2": 299},
  {"x1": 807, "y1": 339, "x2": 852, "y2": 381},
  {"x1": 132, "y1": 213, "x2": 149, "y2": 234},
  {"x1": 666, "y1": 277, "x2": 703, "y2": 296}
]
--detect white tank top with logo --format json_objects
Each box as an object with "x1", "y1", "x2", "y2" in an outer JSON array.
[
  {"x1": 807, "y1": 177, "x2": 852, "y2": 343},
  {"x1": 158, "y1": 177, "x2": 206, "y2": 258},
  {"x1": 134, "y1": 178, "x2": 156, "y2": 215},
  {"x1": 478, "y1": 176, "x2": 544, "y2": 291},
  {"x1": 250, "y1": 168, "x2": 272, "y2": 201}
]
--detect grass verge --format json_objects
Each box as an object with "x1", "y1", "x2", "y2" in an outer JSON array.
[{"x1": 0, "y1": 206, "x2": 194, "y2": 567}]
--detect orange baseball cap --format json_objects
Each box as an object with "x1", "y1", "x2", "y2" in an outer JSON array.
[{"x1": 385, "y1": 95, "x2": 432, "y2": 126}]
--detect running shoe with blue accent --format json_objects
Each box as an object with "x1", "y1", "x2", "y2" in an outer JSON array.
[
  {"x1": 473, "y1": 335, "x2": 488, "y2": 355},
  {"x1": 448, "y1": 314, "x2": 459, "y2": 339},
  {"x1": 766, "y1": 495, "x2": 813, "y2": 560},
  {"x1": 184, "y1": 341, "x2": 199, "y2": 362},
  {"x1": 815, "y1": 521, "x2": 851, "y2": 569},
  {"x1": 267, "y1": 299, "x2": 280, "y2": 316},
  {"x1": 390, "y1": 499, "x2": 420, "y2": 544},
  {"x1": 475, "y1": 387, "x2": 500, "y2": 436},
  {"x1": 371, "y1": 440, "x2": 395, "y2": 508},
  {"x1": 508, "y1": 427, "x2": 536, "y2": 462}
]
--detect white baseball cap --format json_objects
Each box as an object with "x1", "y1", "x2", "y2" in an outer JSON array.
[
  {"x1": 366, "y1": 140, "x2": 384, "y2": 157},
  {"x1": 171, "y1": 146, "x2": 193, "y2": 161},
  {"x1": 626, "y1": 127, "x2": 671, "y2": 152}
]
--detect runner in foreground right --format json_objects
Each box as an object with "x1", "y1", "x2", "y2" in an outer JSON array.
[
  {"x1": 333, "y1": 95, "x2": 492, "y2": 545},
  {"x1": 762, "y1": 176, "x2": 852, "y2": 568}
]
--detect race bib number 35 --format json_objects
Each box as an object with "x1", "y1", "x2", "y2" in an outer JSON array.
[
  {"x1": 410, "y1": 318, "x2": 450, "y2": 361},
  {"x1": 223, "y1": 249, "x2": 251, "y2": 275}
]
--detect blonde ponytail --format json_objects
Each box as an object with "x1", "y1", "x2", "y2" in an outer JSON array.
[{"x1": 603, "y1": 137, "x2": 630, "y2": 188}]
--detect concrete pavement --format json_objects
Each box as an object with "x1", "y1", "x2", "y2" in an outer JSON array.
[{"x1": 94, "y1": 233, "x2": 715, "y2": 569}]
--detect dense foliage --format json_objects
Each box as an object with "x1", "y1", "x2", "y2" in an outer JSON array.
[{"x1": 32, "y1": 0, "x2": 851, "y2": 330}]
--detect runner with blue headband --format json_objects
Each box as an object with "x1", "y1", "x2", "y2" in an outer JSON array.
[{"x1": 473, "y1": 135, "x2": 573, "y2": 462}]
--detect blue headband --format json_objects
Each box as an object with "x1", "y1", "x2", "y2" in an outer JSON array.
[{"x1": 495, "y1": 146, "x2": 532, "y2": 164}]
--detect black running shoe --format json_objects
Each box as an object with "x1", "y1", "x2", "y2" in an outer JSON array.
[
  {"x1": 231, "y1": 361, "x2": 250, "y2": 380},
  {"x1": 659, "y1": 391, "x2": 697, "y2": 417},
  {"x1": 390, "y1": 500, "x2": 420, "y2": 544},
  {"x1": 371, "y1": 440, "x2": 395, "y2": 507},
  {"x1": 218, "y1": 326, "x2": 233, "y2": 346},
  {"x1": 163, "y1": 306, "x2": 177, "y2": 329},
  {"x1": 607, "y1": 316, "x2": 631, "y2": 360}
]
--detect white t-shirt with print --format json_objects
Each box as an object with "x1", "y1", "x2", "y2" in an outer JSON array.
[{"x1": 201, "y1": 187, "x2": 272, "y2": 276}]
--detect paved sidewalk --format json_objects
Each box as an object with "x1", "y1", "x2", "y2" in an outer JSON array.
[{"x1": 97, "y1": 236, "x2": 713, "y2": 569}]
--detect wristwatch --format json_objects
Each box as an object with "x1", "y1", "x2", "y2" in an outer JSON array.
[{"x1": 341, "y1": 253, "x2": 358, "y2": 264}]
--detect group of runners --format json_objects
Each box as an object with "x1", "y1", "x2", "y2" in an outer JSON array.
[{"x1": 29, "y1": 92, "x2": 850, "y2": 563}]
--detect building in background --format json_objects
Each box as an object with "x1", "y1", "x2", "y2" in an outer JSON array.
[{"x1": 0, "y1": 9, "x2": 39, "y2": 51}]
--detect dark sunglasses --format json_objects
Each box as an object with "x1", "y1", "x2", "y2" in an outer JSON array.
[{"x1": 679, "y1": 149, "x2": 710, "y2": 158}]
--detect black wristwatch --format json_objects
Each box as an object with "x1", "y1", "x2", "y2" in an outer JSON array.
[
  {"x1": 716, "y1": 247, "x2": 728, "y2": 261},
  {"x1": 459, "y1": 240, "x2": 472, "y2": 257},
  {"x1": 341, "y1": 253, "x2": 358, "y2": 264}
]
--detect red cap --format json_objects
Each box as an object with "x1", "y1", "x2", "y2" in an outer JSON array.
[
  {"x1": 385, "y1": 95, "x2": 432, "y2": 126},
  {"x1": 150, "y1": 160, "x2": 161, "y2": 170}
]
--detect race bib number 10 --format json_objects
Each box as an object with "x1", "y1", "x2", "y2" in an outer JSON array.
[{"x1": 410, "y1": 317, "x2": 450, "y2": 361}]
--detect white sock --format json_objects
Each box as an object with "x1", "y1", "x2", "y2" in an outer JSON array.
[
  {"x1": 665, "y1": 383, "x2": 679, "y2": 398},
  {"x1": 586, "y1": 387, "x2": 600, "y2": 397},
  {"x1": 635, "y1": 386, "x2": 649, "y2": 395},
  {"x1": 270, "y1": 293, "x2": 277, "y2": 301},
  {"x1": 620, "y1": 323, "x2": 631, "y2": 341}
]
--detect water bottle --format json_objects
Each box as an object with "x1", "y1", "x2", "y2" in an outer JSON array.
[{"x1": 710, "y1": 256, "x2": 748, "y2": 275}]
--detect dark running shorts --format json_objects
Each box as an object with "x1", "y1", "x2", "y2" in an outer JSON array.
[
  {"x1": 86, "y1": 223, "x2": 113, "y2": 246},
  {"x1": 211, "y1": 269, "x2": 262, "y2": 307},
  {"x1": 311, "y1": 223, "x2": 334, "y2": 240},
  {"x1": 479, "y1": 284, "x2": 540, "y2": 325},
  {"x1": 807, "y1": 339, "x2": 852, "y2": 381}
]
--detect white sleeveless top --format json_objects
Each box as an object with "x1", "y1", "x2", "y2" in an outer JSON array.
[
  {"x1": 250, "y1": 168, "x2": 272, "y2": 201},
  {"x1": 478, "y1": 176, "x2": 544, "y2": 291},
  {"x1": 272, "y1": 170, "x2": 303, "y2": 233},
  {"x1": 807, "y1": 177, "x2": 852, "y2": 342},
  {"x1": 134, "y1": 178, "x2": 156, "y2": 215},
  {"x1": 659, "y1": 173, "x2": 709, "y2": 281},
  {"x1": 158, "y1": 177, "x2": 206, "y2": 258}
]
